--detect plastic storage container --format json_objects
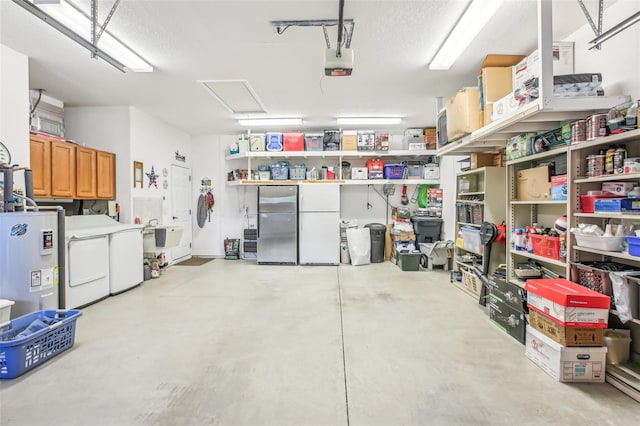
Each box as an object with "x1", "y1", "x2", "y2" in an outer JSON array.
[
  {"x1": 603, "y1": 331, "x2": 632, "y2": 365},
  {"x1": 411, "y1": 217, "x2": 443, "y2": 244},
  {"x1": 461, "y1": 226, "x2": 483, "y2": 254},
  {"x1": 397, "y1": 251, "x2": 421, "y2": 271},
  {"x1": 0, "y1": 310, "x2": 82, "y2": 379},
  {"x1": 0, "y1": 299, "x2": 15, "y2": 329},
  {"x1": 529, "y1": 234, "x2": 560, "y2": 260},
  {"x1": 365, "y1": 223, "x2": 386, "y2": 263},
  {"x1": 573, "y1": 233, "x2": 626, "y2": 252},
  {"x1": 384, "y1": 164, "x2": 405, "y2": 179}
]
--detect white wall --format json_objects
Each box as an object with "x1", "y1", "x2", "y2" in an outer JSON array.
[
  {"x1": 191, "y1": 134, "x2": 258, "y2": 257},
  {"x1": 0, "y1": 44, "x2": 29, "y2": 193},
  {"x1": 568, "y1": 1, "x2": 640, "y2": 99},
  {"x1": 65, "y1": 106, "x2": 131, "y2": 217}
]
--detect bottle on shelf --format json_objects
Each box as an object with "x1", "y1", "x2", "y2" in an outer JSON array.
[
  {"x1": 614, "y1": 145, "x2": 627, "y2": 174},
  {"x1": 605, "y1": 146, "x2": 616, "y2": 174}
]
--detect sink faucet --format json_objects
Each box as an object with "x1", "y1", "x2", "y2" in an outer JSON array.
[{"x1": 148, "y1": 218, "x2": 159, "y2": 226}]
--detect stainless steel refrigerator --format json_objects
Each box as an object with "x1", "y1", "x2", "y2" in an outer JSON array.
[
  {"x1": 257, "y1": 186, "x2": 298, "y2": 264},
  {"x1": 0, "y1": 211, "x2": 61, "y2": 318}
]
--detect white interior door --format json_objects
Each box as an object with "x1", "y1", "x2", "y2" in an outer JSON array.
[{"x1": 171, "y1": 165, "x2": 192, "y2": 262}]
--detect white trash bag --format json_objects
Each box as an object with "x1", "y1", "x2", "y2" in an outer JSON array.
[{"x1": 346, "y1": 227, "x2": 371, "y2": 266}]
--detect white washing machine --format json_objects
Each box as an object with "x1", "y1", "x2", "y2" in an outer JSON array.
[{"x1": 65, "y1": 216, "x2": 143, "y2": 304}]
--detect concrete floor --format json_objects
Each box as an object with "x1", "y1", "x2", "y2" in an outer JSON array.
[{"x1": 1, "y1": 261, "x2": 639, "y2": 425}]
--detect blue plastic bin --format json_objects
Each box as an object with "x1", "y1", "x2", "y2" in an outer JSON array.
[{"x1": 0, "y1": 310, "x2": 82, "y2": 379}]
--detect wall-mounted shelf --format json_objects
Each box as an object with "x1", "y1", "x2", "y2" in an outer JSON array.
[
  {"x1": 510, "y1": 250, "x2": 566, "y2": 268},
  {"x1": 510, "y1": 200, "x2": 567, "y2": 205},
  {"x1": 573, "y1": 173, "x2": 640, "y2": 184},
  {"x1": 226, "y1": 179, "x2": 439, "y2": 186},
  {"x1": 437, "y1": 96, "x2": 629, "y2": 157},
  {"x1": 571, "y1": 246, "x2": 640, "y2": 262},
  {"x1": 506, "y1": 146, "x2": 568, "y2": 166},
  {"x1": 574, "y1": 213, "x2": 640, "y2": 220},
  {"x1": 226, "y1": 149, "x2": 437, "y2": 161}
]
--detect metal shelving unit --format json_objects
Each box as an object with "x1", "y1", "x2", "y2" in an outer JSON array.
[
  {"x1": 454, "y1": 166, "x2": 507, "y2": 284},
  {"x1": 568, "y1": 128, "x2": 640, "y2": 400}
]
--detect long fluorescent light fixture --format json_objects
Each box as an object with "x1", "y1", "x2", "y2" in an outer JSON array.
[
  {"x1": 16, "y1": 0, "x2": 152, "y2": 72},
  {"x1": 238, "y1": 118, "x2": 303, "y2": 127},
  {"x1": 336, "y1": 117, "x2": 402, "y2": 125},
  {"x1": 429, "y1": 0, "x2": 504, "y2": 70}
]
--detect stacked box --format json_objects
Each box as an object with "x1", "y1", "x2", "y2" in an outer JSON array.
[
  {"x1": 524, "y1": 278, "x2": 609, "y2": 383},
  {"x1": 342, "y1": 130, "x2": 358, "y2": 151},
  {"x1": 357, "y1": 130, "x2": 375, "y2": 151}
]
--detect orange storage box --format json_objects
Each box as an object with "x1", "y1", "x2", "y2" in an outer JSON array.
[{"x1": 529, "y1": 233, "x2": 560, "y2": 260}]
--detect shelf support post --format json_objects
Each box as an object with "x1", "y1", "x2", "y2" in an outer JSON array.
[{"x1": 537, "y1": 0, "x2": 553, "y2": 110}]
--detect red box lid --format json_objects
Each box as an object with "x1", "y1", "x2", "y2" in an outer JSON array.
[
  {"x1": 524, "y1": 278, "x2": 610, "y2": 309},
  {"x1": 283, "y1": 132, "x2": 304, "y2": 141}
]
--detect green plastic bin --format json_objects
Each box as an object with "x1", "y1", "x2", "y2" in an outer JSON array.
[{"x1": 397, "y1": 251, "x2": 421, "y2": 271}]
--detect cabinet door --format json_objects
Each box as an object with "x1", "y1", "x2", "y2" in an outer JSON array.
[
  {"x1": 75, "y1": 146, "x2": 97, "y2": 199},
  {"x1": 29, "y1": 136, "x2": 51, "y2": 197},
  {"x1": 51, "y1": 141, "x2": 76, "y2": 197},
  {"x1": 96, "y1": 150, "x2": 116, "y2": 199}
]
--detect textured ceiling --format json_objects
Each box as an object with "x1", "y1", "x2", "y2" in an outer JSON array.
[{"x1": 0, "y1": 0, "x2": 614, "y2": 135}]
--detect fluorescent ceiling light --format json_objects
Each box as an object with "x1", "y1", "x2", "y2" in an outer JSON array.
[
  {"x1": 37, "y1": 0, "x2": 153, "y2": 72},
  {"x1": 336, "y1": 117, "x2": 402, "y2": 125},
  {"x1": 429, "y1": 0, "x2": 504, "y2": 70},
  {"x1": 238, "y1": 118, "x2": 303, "y2": 127}
]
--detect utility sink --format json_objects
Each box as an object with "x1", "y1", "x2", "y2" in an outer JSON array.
[{"x1": 143, "y1": 226, "x2": 184, "y2": 252}]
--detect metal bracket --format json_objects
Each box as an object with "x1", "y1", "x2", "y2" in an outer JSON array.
[
  {"x1": 577, "y1": 0, "x2": 604, "y2": 49},
  {"x1": 12, "y1": 0, "x2": 126, "y2": 72},
  {"x1": 270, "y1": 19, "x2": 355, "y2": 49}
]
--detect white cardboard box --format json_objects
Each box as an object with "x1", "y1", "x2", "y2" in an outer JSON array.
[
  {"x1": 492, "y1": 92, "x2": 521, "y2": 122},
  {"x1": 525, "y1": 326, "x2": 607, "y2": 383},
  {"x1": 512, "y1": 42, "x2": 575, "y2": 92}
]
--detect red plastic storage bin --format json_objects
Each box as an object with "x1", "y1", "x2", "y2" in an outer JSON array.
[
  {"x1": 283, "y1": 132, "x2": 305, "y2": 151},
  {"x1": 529, "y1": 234, "x2": 561, "y2": 260}
]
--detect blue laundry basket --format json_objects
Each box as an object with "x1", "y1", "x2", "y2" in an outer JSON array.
[{"x1": 0, "y1": 310, "x2": 82, "y2": 379}]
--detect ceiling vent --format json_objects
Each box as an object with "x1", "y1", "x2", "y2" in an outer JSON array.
[{"x1": 198, "y1": 80, "x2": 267, "y2": 114}]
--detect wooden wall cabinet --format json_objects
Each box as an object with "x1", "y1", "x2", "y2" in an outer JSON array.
[
  {"x1": 76, "y1": 146, "x2": 97, "y2": 199},
  {"x1": 29, "y1": 134, "x2": 116, "y2": 200},
  {"x1": 29, "y1": 135, "x2": 51, "y2": 197},
  {"x1": 96, "y1": 150, "x2": 116, "y2": 199}
]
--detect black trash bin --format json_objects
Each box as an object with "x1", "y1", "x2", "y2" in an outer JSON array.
[
  {"x1": 365, "y1": 223, "x2": 387, "y2": 263},
  {"x1": 411, "y1": 217, "x2": 443, "y2": 244}
]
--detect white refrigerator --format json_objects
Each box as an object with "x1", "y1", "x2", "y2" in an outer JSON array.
[{"x1": 299, "y1": 185, "x2": 340, "y2": 265}]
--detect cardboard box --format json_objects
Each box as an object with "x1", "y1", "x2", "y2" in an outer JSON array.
[
  {"x1": 492, "y1": 92, "x2": 520, "y2": 122},
  {"x1": 479, "y1": 54, "x2": 526, "y2": 70},
  {"x1": 550, "y1": 174, "x2": 567, "y2": 201},
  {"x1": 446, "y1": 87, "x2": 482, "y2": 141},
  {"x1": 512, "y1": 42, "x2": 575, "y2": 93},
  {"x1": 483, "y1": 103, "x2": 494, "y2": 126},
  {"x1": 351, "y1": 167, "x2": 368, "y2": 180},
  {"x1": 481, "y1": 67, "x2": 514, "y2": 103},
  {"x1": 392, "y1": 231, "x2": 416, "y2": 242},
  {"x1": 602, "y1": 182, "x2": 637, "y2": 196},
  {"x1": 506, "y1": 133, "x2": 534, "y2": 161},
  {"x1": 525, "y1": 326, "x2": 606, "y2": 383},
  {"x1": 341, "y1": 130, "x2": 358, "y2": 151},
  {"x1": 529, "y1": 310, "x2": 603, "y2": 347},
  {"x1": 493, "y1": 149, "x2": 506, "y2": 168},
  {"x1": 488, "y1": 294, "x2": 526, "y2": 344},
  {"x1": 470, "y1": 153, "x2": 495, "y2": 169},
  {"x1": 250, "y1": 133, "x2": 265, "y2": 152},
  {"x1": 525, "y1": 278, "x2": 610, "y2": 328},
  {"x1": 385, "y1": 224, "x2": 393, "y2": 260},
  {"x1": 424, "y1": 128, "x2": 437, "y2": 149},
  {"x1": 517, "y1": 166, "x2": 551, "y2": 201}
]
